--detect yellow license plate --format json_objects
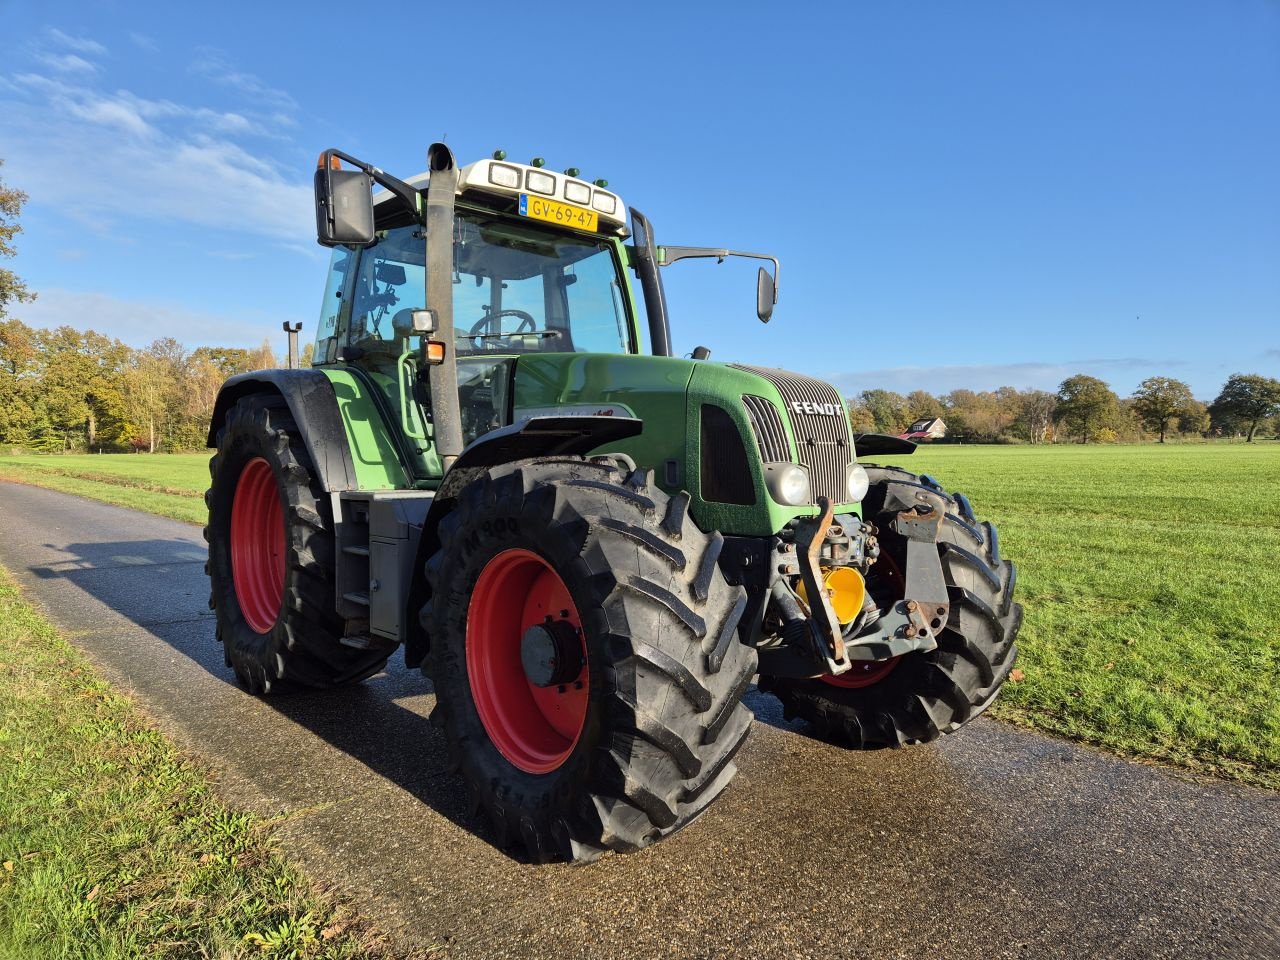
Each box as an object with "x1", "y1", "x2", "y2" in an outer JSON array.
[{"x1": 519, "y1": 194, "x2": 599, "y2": 231}]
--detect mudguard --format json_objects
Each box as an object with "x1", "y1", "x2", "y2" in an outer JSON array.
[
  {"x1": 852, "y1": 433, "x2": 917, "y2": 457},
  {"x1": 206, "y1": 370, "x2": 359, "y2": 493},
  {"x1": 404, "y1": 415, "x2": 644, "y2": 668}
]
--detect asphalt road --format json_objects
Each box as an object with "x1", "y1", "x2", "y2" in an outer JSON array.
[{"x1": 0, "y1": 480, "x2": 1276, "y2": 960}]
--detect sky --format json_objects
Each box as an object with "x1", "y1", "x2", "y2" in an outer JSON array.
[{"x1": 1, "y1": 0, "x2": 1277, "y2": 401}]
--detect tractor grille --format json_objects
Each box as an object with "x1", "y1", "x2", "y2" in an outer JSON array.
[
  {"x1": 742, "y1": 395, "x2": 790, "y2": 462},
  {"x1": 733, "y1": 365, "x2": 853, "y2": 505}
]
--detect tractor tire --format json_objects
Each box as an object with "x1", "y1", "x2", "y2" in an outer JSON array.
[
  {"x1": 205, "y1": 394, "x2": 390, "y2": 693},
  {"x1": 759, "y1": 465, "x2": 1021, "y2": 748},
  {"x1": 422, "y1": 457, "x2": 758, "y2": 863}
]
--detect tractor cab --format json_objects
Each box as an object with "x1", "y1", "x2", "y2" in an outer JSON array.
[{"x1": 312, "y1": 158, "x2": 644, "y2": 479}]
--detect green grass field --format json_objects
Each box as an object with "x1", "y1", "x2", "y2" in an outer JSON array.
[
  {"x1": 1, "y1": 444, "x2": 1277, "y2": 789},
  {"x1": 883, "y1": 443, "x2": 1280, "y2": 788},
  {"x1": 0, "y1": 452, "x2": 210, "y2": 524}
]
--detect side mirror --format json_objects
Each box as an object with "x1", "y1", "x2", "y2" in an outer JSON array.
[
  {"x1": 756, "y1": 267, "x2": 776, "y2": 323},
  {"x1": 315, "y1": 164, "x2": 375, "y2": 247}
]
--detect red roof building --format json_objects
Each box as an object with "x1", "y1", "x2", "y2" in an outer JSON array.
[{"x1": 900, "y1": 417, "x2": 947, "y2": 442}]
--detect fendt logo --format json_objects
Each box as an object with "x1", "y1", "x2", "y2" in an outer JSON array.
[{"x1": 790, "y1": 401, "x2": 842, "y2": 417}]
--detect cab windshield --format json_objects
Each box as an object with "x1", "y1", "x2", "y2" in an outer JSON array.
[{"x1": 332, "y1": 210, "x2": 634, "y2": 355}]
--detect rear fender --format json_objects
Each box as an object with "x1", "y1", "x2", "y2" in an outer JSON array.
[
  {"x1": 207, "y1": 370, "x2": 358, "y2": 493},
  {"x1": 404, "y1": 415, "x2": 643, "y2": 668}
]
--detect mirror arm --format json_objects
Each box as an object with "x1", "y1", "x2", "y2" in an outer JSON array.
[
  {"x1": 656, "y1": 246, "x2": 780, "y2": 304},
  {"x1": 318, "y1": 148, "x2": 422, "y2": 218}
]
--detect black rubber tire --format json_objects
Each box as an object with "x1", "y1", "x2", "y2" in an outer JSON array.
[
  {"x1": 759, "y1": 465, "x2": 1021, "y2": 748},
  {"x1": 205, "y1": 395, "x2": 390, "y2": 693},
  {"x1": 422, "y1": 457, "x2": 758, "y2": 863}
]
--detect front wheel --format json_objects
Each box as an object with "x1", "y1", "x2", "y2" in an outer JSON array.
[
  {"x1": 422, "y1": 457, "x2": 758, "y2": 862},
  {"x1": 759, "y1": 466, "x2": 1022, "y2": 747}
]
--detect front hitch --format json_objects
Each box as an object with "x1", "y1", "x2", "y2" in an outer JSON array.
[{"x1": 756, "y1": 490, "x2": 955, "y2": 681}]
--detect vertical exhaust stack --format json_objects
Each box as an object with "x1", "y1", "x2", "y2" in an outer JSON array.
[
  {"x1": 282, "y1": 322, "x2": 302, "y2": 369},
  {"x1": 424, "y1": 142, "x2": 464, "y2": 468}
]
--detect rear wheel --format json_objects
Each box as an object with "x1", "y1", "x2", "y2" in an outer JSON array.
[
  {"x1": 760, "y1": 466, "x2": 1021, "y2": 747},
  {"x1": 205, "y1": 395, "x2": 390, "y2": 692},
  {"x1": 423, "y1": 457, "x2": 758, "y2": 862}
]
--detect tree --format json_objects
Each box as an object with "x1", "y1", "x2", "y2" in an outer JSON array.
[
  {"x1": 121, "y1": 354, "x2": 170, "y2": 453},
  {"x1": 1210, "y1": 373, "x2": 1280, "y2": 442},
  {"x1": 0, "y1": 318, "x2": 40, "y2": 444},
  {"x1": 1176, "y1": 398, "x2": 1211, "y2": 437},
  {"x1": 0, "y1": 160, "x2": 34, "y2": 321},
  {"x1": 942, "y1": 389, "x2": 1017, "y2": 442},
  {"x1": 846, "y1": 398, "x2": 876, "y2": 433},
  {"x1": 30, "y1": 326, "x2": 132, "y2": 451},
  {"x1": 1054, "y1": 375, "x2": 1118, "y2": 443},
  {"x1": 251, "y1": 337, "x2": 277, "y2": 371},
  {"x1": 906, "y1": 390, "x2": 944, "y2": 423},
  {"x1": 859, "y1": 389, "x2": 910, "y2": 435},
  {"x1": 1131, "y1": 376, "x2": 1194, "y2": 443},
  {"x1": 1015, "y1": 390, "x2": 1057, "y2": 444}
]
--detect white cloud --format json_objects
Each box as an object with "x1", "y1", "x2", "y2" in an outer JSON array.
[
  {"x1": 2, "y1": 69, "x2": 312, "y2": 241},
  {"x1": 18, "y1": 288, "x2": 297, "y2": 351},
  {"x1": 36, "y1": 52, "x2": 98, "y2": 74},
  {"x1": 47, "y1": 28, "x2": 107, "y2": 56},
  {"x1": 190, "y1": 49, "x2": 297, "y2": 112}
]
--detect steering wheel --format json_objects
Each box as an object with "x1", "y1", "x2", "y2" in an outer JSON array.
[{"x1": 466, "y1": 309, "x2": 538, "y2": 349}]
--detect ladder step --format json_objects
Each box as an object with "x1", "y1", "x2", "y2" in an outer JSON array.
[
  {"x1": 342, "y1": 545, "x2": 370, "y2": 557},
  {"x1": 340, "y1": 634, "x2": 375, "y2": 650},
  {"x1": 342, "y1": 590, "x2": 370, "y2": 607}
]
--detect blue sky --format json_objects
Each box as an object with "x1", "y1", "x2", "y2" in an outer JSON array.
[{"x1": 2, "y1": 0, "x2": 1277, "y2": 401}]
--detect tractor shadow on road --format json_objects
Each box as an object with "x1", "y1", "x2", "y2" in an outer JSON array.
[
  {"x1": 26, "y1": 536, "x2": 513, "y2": 859},
  {"x1": 264, "y1": 667, "x2": 506, "y2": 852}
]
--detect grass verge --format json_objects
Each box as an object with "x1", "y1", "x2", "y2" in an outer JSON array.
[
  {"x1": 0, "y1": 563, "x2": 407, "y2": 960},
  {"x1": 0, "y1": 454, "x2": 209, "y2": 525}
]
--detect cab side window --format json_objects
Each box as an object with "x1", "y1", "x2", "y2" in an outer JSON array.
[{"x1": 315, "y1": 248, "x2": 354, "y2": 364}]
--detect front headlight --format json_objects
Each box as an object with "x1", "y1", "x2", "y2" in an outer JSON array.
[
  {"x1": 845, "y1": 463, "x2": 870, "y2": 502},
  {"x1": 765, "y1": 462, "x2": 811, "y2": 506}
]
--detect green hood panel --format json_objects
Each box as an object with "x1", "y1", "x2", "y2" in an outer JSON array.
[
  {"x1": 513, "y1": 353, "x2": 695, "y2": 479},
  {"x1": 512, "y1": 355, "x2": 857, "y2": 537}
]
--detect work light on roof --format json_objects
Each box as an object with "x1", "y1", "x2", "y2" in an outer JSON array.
[
  {"x1": 564, "y1": 180, "x2": 591, "y2": 205},
  {"x1": 525, "y1": 170, "x2": 555, "y2": 195},
  {"x1": 488, "y1": 163, "x2": 521, "y2": 189},
  {"x1": 592, "y1": 192, "x2": 617, "y2": 215}
]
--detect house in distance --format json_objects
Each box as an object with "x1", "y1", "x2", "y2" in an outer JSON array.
[{"x1": 901, "y1": 417, "x2": 947, "y2": 442}]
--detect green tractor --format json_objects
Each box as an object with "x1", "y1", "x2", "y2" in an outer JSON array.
[{"x1": 205, "y1": 143, "x2": 1021, "y2": 862}]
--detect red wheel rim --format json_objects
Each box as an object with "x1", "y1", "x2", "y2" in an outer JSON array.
[
  {"x1": 467, "y1": 548, "x2": 588, "y2": 774},
  {"x1": 822, "y1": 657, "x2": 900, "y2": 688},
  {"x1": 230, "y1": 457, "x2": 285, "y2": 634}
]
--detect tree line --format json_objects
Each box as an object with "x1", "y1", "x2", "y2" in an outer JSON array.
[
  {"x1": 1, "y1": 314, "x2": 1276, "y2": 452},
  {"x1": 0, "y1": 320, "x2": 288, "y2": 453},
  {"x1": 847, "y1": 372, "x2": 1280, "y2": 444}
]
